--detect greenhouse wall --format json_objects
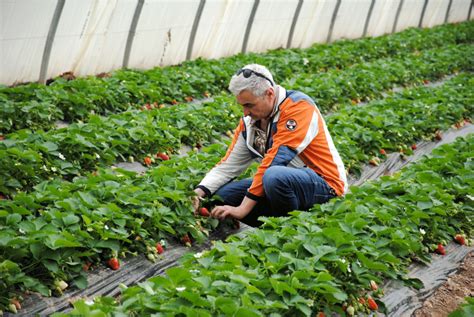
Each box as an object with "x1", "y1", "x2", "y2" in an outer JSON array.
[{"x1": 1, "y1": 0, "x2": 472, "y2": 86}]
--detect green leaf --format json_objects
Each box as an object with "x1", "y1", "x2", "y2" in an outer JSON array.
[
  {"x1": 74, "y1": 275, "x2": 88, "y2": 289},
  {"x1": 63, "y1": 213, "x2": 80, "y2": 226},
  {"x1": 166, "y1": 267, "x2": 192, "y2": 286},
  {"x1": 215, "y1": 297, "x2": 238, "y2": 314},
  {"x1": 235, "y1": 307, "x2": 262, "y2": 317},
  {"x1": 42, "y1": 141, "x2": 58, "y2": 152},
  {"x1": 6, "y1": 213, "x2": 21, "y2": 225}
]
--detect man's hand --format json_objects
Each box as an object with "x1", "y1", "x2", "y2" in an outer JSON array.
[
  {"x1": 210, "y1": 205, "x2": 247, "y2": 220},
  {"x1": 191, "y1": 196, "x2": 200, "y2": 214},
  {"x1": 192, "y1": 188, "x2": 206, "y2": 214},
  {"x1": 211, "y1": 196, "x2": 257, "y2": 220}
]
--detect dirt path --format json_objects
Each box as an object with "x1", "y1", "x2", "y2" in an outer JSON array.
[{"x1": 413, "y1": 252, "x2": 473, "y2": 317}]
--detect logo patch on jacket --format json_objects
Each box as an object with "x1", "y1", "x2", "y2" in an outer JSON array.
[{"x1": 286, "y1": 119, "x2": 297, "y2": 131}]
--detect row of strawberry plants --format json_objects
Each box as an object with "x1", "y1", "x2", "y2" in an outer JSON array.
[
  {"x1": 0, "y1": 21, "x2": 473, "y2": 134},
  {"x1": 1, "y1": 43, "x2": 472, "y2": 196},
  {"x1": 52, "y1": 134, "x2": 474, "y2": 317},
  {"x1": 282, "y1": 43, "x2": 473, "y2": 112},
  {"x1": 0, "y1": 74, "x2": 471, "y2": 311},
  {"x1": 0, "y1": 97, "x2": 241, "y2": 195}
]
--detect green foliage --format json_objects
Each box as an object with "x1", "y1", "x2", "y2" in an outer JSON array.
[
  {"x1": 52, "y1": 135, "x2": 474, "y2": 316},
  {"x1": 449, "y1": 297, "x2": 474, "y2": 317}
]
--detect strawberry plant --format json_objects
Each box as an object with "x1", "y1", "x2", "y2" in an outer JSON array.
[
  {"x1": 52, "y1": 135, "x2": 473, "y2": 316},
  {"x1": 0, "y1": 73, "x2": 472, "y2": 306}
]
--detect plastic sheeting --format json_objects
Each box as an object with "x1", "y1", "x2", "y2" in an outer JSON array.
[{"x1": 1, "y1": 0, "x2": 473, "y2": 85}]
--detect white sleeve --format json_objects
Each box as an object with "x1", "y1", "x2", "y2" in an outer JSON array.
[{"x1": 198, "y1": 134, "x2": 254, "y2": 195}]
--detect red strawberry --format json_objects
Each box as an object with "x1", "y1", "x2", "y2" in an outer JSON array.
[
  {"x1": 434, "y1": 131, "x2": 442, "y2": 141},
  {"x1": 107, "y1": 258, "x2": 120, "y2": 270},
  {"x1": 83, "y1": 262, "x2": 92, "y2": 271},
  {"x1": 171, "y1": 99, "x2": 178, "y2": 105},
  {"x1": 143, "y1": 157, "x2": 152, "y2": 166},
  {"x1": 367, "y1": 297, "x2": 378, "y2": 311},
  {"x1": 370, "y1": 280, "x2": 378, "y2": 291},
  {"x1": 181, "y1": 234, "x2": 192, "y2": 246},
  {"x1": 145, "y1": 103, "x2": 152, "y2": 110},
  {"x1": 156, "y1": 152, "x2": 170, "y2": 160},
  {"x1": 199, "y1": 207, "x2": 210, "y2": 217},
  {"x1": 435, "y1": 243, "x2": 446, "y2": 255},
  {"x1": 411, "y1": 144, "x2": 417, "y2": 150},
  {"x1": 317, "y1": 312, "x2": 325, "y2": 317},
  {"x1": 379, "y1": 149, "x2": 386, "y2": 155},
  {"x1": 454, "y1": 234, "x2": 465, "y2": 245},
  {"x1": 423, "y1": 79, "x2": 430, "y2": 84},
  {"x1": 156, "y1": 243, "x2": 164, "y2": 254},
  {"x1": 0, "y1": 135, "x2": 4, "y2": 140}
]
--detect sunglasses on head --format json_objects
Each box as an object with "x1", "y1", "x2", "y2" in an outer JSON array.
[{"x1": 235, "y1": 68, "x2": 274, "y2": 86}]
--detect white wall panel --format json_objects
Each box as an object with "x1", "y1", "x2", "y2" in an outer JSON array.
[
  {"x1": 48, "y1": 0, "x2": 136, "y2": 78},
  {"x1": 128, "y1": 0, "x2": 199, "y2": 68},
  {"x1": 448, "y1": 0, "x2": 471, "y2": 22},
  {"x1": 332, "y1": 0, "x2": 373, "y2": 40},
  {"x1": 1, "y1": 0, "x2": 56, "y2": 84},
  {"x1": 245, "y1": 0, "x2": 298, "y2": 53},
  {"x1": 47, "y1": 0, "x2": 96, "y2": 77},
  {"x1": 365, "y1": 0, "x2": 402, "y2": 36},
  {"x1": 192, "y1": 0, "x2": 254, "y2": 59},
  {"x1": 1, "y1": 0, "x2": 472, "y2": 85},
  {"x1": 422, "y1": 0, "x2": 450, "y2": 27},
  {"x1": 396, "y1": 0, "x2": 425, "y2": 31},
  {"x1": 73, "y1": 0, "x2": 136, "y2": 76},
  {"x1": 289, "y1": 0, "x2": 319, "y2": 48},
  {"x1": 293, "y1": 0, "x2": 338, "y2": 47}
]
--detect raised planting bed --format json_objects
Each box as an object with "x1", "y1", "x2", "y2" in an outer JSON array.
[
  {"x1": 3, "y1": 123, "x2": 473, "y2": 316},
  {"x1": 43, "y1": 133, "x2": 473, "y2": 317},
  {"x1": 0, "y1": 74, "x2": 472, "y2": 311}
]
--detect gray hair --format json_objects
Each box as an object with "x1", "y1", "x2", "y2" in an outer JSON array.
[{"x1": 228, "y1": 64, "x2": 275, "y2": 97}]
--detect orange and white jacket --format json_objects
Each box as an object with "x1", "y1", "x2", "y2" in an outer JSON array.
[{"x1": 197, "y1": 86, "x2": 348, "y2": 201}]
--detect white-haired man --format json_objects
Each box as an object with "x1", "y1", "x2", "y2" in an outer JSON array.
[{"x1": 193, "y1": 64, "x2": 347, "y2": 226}]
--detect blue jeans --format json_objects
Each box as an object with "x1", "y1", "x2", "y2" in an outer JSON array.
[{"x1": 214, "y1": 166, "x2": 337, "y2": 227}]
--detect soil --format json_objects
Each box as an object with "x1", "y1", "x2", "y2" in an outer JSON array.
[{"x1": 413, "y1": 251, "x2": 474, "y2": 317}]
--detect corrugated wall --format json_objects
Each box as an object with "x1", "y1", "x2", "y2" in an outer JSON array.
[{"x1": 1, "y1": 0, "x2": 472, "y2": 85}]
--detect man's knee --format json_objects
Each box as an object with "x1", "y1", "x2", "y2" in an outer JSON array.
[{"x1": 263, "y1": 166, "x2": 288, "y2": 194}]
